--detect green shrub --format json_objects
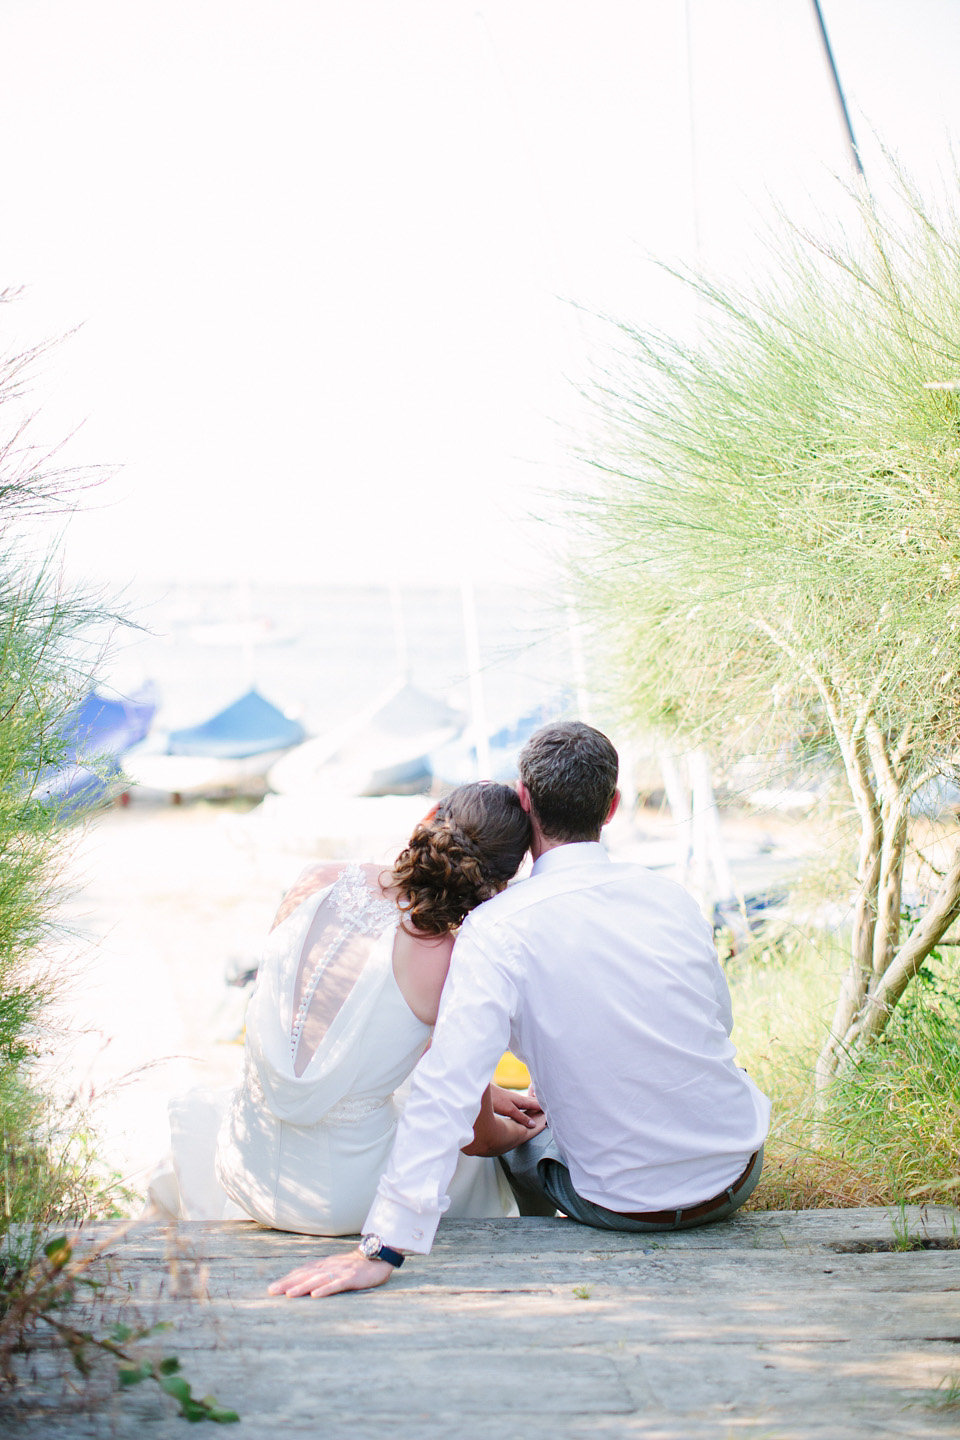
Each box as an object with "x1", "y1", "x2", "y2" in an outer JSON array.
[
  {"x1": 726, "y1": 918, "x2": 960, "y2": 1208},
  {"x1": 822, "y1": 950, "x2": 960, "y2": 1204},
  {"x1": 574, "y1": 161, "x2": 960, "y2": 1083},
  {"x1": 0, "y1": 308, "x2": 111, "y2": 1252}
]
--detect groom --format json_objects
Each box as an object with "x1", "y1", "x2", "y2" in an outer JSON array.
[{"x1": 270, "y1": 721, "x2": 771, "y2": 1298}]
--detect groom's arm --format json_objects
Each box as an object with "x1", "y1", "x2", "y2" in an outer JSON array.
[
  {"x1": 362, "y1": 928, "x2": 519, "y2": 1250},
  {"x1": 268, "y1": 925, "x2": 520, "y2": 1298}
]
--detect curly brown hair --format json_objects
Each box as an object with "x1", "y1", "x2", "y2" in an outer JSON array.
[{"x1": 390, "y1": 782, "x2": 531, "y2": 935}]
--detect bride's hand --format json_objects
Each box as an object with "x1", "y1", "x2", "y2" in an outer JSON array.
[
  {"x1": 268, "y1": 1251, "x2": 394, "y2": 1299},
  {"x1": 461, "y1": 1100, "x2": 547, "y2": 1158},
  {"x1": 501, "y1": 1108, "x2": 547, "y2": 1145},
  {"x1": 490, "y1": 1083, "x2": 543, "y2": 1126}
]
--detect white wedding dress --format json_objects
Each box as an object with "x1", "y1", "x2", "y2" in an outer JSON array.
[{"x1": 148, "y1": 864, "x2": 515, "y2": 1232}]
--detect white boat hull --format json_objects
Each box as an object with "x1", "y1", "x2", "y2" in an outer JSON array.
[{"x1": 124, "y1": 747, "x2": 292, "y2": 799}]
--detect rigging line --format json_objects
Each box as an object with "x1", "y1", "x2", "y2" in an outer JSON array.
[
  {"x1": 808, "y1": 0, "x2": 866, "y2": 183},
  {"x1": 684, "y1": 0, "x2": 702, "y2": 271}
]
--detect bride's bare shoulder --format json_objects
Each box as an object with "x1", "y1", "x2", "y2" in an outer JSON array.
[
  {"x1": 270, "y1": 861, "x2": 345, "y2": 930},
  {"x1": 392, "y1": 925, "x2": 454, "y2": 1025}
]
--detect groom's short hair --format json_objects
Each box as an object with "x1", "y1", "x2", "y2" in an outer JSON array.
[{"x1": 518, "y1": 721, "x2": 619, "y2": 843}]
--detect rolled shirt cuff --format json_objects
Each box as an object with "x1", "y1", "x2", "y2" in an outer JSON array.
[{"x1": 362, "y1": 1194, "x2": 439, "y2": 1255}]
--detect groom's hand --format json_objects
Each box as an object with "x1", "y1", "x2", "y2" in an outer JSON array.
[{"x1": 268, "y1": 1251, "x2": 394, "y2": 1299}]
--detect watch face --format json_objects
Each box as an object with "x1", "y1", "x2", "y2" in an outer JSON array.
[{"x1": 358, "y1": 1234, "x2": 380, "y2": 1260}]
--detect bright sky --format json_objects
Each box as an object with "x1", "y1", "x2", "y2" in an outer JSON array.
[{"x1": 3, "y1": 0, "x2": 960, "y2": 586}]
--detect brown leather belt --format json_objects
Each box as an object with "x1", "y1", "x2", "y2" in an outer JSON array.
[{"x1": 609, "y1": 1149, "x2": 760, "y2": 1225}]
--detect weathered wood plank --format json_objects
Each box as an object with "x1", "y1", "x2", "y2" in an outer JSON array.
[{"x1": 4, "y1": 1210, "x2": 959, "y2": 1439}]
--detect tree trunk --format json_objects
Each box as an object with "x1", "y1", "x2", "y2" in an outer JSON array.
[
  {"x1": 815, "y1": 717, "x2": 883, "y2": 1090},
  {"x1": 817, "y1": 740, "x2": 957, "y2": 1089},
  {"x1": 746, "y1": 620, "x2": 948, "y2": 1090},
  {"x1": 849, "y1": 845, "x2": 960, "y2": 1050}
]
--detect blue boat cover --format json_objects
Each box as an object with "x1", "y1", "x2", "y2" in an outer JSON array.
[
  {"x1": 36, "y1": 687, "x2": 157, "y2": 812},
  {"x1": 61, "y1": 690, "x2": 156, "y2": 763},
  {"x1": 167, "y1": 689, "x2": 304, "y2": 759}
]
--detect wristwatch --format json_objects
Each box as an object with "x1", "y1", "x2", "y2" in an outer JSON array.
[{"x1": 357, "y1": 1233, "x2": 405, "y2": 1268}]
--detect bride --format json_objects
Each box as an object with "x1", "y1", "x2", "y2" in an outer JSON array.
[{"x1": 148, "y1": 781, "x2": 544, "y2": 1233}]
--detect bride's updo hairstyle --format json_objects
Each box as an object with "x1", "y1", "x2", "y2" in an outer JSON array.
[{"x1": 391, "y1": 782, "x2": 531, "y2": 936}]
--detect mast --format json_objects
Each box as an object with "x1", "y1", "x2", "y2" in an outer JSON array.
[
  {"x1": 809, "y1": 0, "x2": 865, "y2": 182},
  {"x1": 460, "y1": 578, "x2": 492, "y2": 780}
]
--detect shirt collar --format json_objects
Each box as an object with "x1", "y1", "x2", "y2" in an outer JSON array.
[{"x1": 530, "y1": 841, "x2": 610, "y2": 877}]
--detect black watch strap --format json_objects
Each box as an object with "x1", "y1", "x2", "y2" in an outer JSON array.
[{"x1": 376, "y1": 1243, "x2": 405, "y2": 1269}]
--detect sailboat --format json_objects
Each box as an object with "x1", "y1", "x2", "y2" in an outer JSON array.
[
  {"x1": 124, "y1": 689, "x2": 304, "y2": 801},
  {"x1": 267, "y1": 676, "x2": 465, "y2": 799}
]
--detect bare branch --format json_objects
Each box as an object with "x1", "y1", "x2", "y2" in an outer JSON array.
[
  {"x1": 892, "y1": 721, "x2": 914, "y2": 782},
  {"x1": 858, "y1": 847, "x2": 960, "y2": 1045}
]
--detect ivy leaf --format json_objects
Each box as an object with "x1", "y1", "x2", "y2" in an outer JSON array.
[
  {"x1": 158, "y1": 1373, "x2": 193, "y2": 1406},
  {"x1": 157, "y1": 1372, "x2": 240, "y2": 1423},
  {"x1": 43, "y1": 1236, "x2": 72, "y2": 1268},
  {"x1": 117, "y1": 1360, "x2": 152, "y2": 1387},
  {"x1": 202, "y1": 1401, "x2": 241, "y2": 1424}
]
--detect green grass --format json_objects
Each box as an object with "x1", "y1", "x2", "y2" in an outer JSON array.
[
  {"x1": 823, "y1": 955, "x2": 960, "y2": 1204},
  {"x1": 725, "y1": 923, "x2": 960, "y2": 1210},
  {"x1": 926, "y1": 1372, "x2": 960, "y2": 1412}
]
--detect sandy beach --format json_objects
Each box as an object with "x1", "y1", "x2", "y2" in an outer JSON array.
[{"x1": 47, "y1": 789, "x2": 812, "y2": 1208}]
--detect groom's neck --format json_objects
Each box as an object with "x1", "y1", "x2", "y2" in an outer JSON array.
[
  {"x1": 529, "y1": 823, "x2": 604, "y2": 862},
  {"x1": 530, "y1": 828, "x2": 566, "y2": 863}
]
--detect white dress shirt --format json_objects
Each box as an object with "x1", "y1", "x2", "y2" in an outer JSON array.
[{"x1": 364, "y1": 842, "x2": 771, "y2": 1253}]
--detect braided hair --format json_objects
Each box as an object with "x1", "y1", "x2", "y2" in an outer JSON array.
[{"x1": 390, "y1": 782, "x2": 531, "y2": 935}]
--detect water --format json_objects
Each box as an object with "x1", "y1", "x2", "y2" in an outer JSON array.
[{"x1": 106, "y1": 581, "x2": 577, "y2": 739}]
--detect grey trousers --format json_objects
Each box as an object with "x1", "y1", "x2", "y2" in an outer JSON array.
[{"x1": 498, "y1": 1128, "x2": 764, "y2": 1233}]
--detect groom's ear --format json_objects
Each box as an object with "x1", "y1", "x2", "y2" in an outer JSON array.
[
  {"x1": 603, "y1": 789, "x2": 621, "y2": 826},
  {"x1": 516, "y1": 781, "x2": 533, "y2": 815}
]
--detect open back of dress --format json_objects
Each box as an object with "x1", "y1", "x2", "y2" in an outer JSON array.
[
  {"x1": 230, "y1": 864, "x2": 411, "y2": 1130},
  {"x1": 288, "y1": 865, "x2": 398, "y2": 1077}
]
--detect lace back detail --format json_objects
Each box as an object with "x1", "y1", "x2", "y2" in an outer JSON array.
[
  {"x1": 330, "y1": 865, "x2": 398, "y2": 933},
  {"x1": 289, "y1": 865, "x2": 397, "y2": 1076}
]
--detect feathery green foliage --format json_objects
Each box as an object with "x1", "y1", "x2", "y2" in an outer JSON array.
[
  {"x1": 0, "y1": 301, "x2": 239, "y2": 1425},
  {"x1": 578, "y1": 180, "x2": 960, "y2": 756},
  {"x1": 576, "y1": 164, "x2": 960, "y2": 1078},
  {"x1": 0, "y1": 299, "x2": 109, "y2": 1244}
]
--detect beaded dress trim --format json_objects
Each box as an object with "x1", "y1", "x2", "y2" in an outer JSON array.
[{"x1": 323, "y1": 1094, "x2": 390, "y2": 1125}]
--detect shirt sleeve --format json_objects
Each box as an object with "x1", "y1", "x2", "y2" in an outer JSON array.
[{"x1": 362, "y1": 921, "x2": 519, "y2": 1253}]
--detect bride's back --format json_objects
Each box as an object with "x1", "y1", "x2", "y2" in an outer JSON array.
[
  {"x1": 214, "y1": 785, "x2": 531, "y2": 1233},
  {"x1": 217, "y1": 864, "x2": 439, "y2": 1230},
  {"x1": 272, "y1": 862, "x2": 453, "y2": 1077}
]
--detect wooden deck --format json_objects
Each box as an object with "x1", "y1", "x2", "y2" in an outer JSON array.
[{"x1": 5, "y1": 1206, "x2": 960, "y2": 1438}]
